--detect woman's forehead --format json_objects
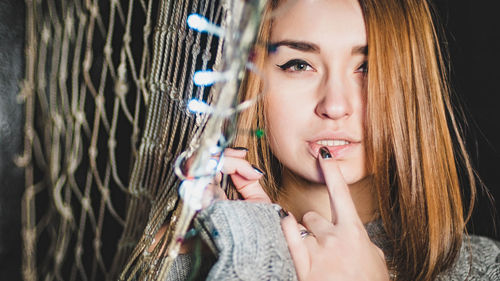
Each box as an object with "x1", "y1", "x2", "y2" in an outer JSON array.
[{"x1": 270, "y1": 0, "x2": 366, "y2": 54}]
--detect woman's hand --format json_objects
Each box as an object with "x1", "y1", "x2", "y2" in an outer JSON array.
[
  {"x1": 202, "y1": 147, "x2": 271, "y2": 205},
  {"x1": 149, "y1": 147, "x2": 270, "y2": 253},
  {"x1": 280, "y1": 148, "x2": 389, "y2": 281}
]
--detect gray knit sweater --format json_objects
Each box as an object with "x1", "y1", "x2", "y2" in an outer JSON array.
[{"x1": 164, "y1": 201, "x2": 500, "y2": 281}]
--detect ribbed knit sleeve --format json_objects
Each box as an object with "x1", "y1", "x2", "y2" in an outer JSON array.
[
  {"x1": 164, "y1": 255, "x2": 194, "y2": 281},
  {"x1": 194, "y1": 201, "x2": 298, "y2": 281}
]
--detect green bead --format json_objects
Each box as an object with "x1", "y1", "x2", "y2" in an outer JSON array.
[{"x1": 255, "y1": 129, "x2": 264, "y2": 138}]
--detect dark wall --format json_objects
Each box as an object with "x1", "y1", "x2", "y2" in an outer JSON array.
[
  {"x1": 0, "y1": 0, "x2": 24, "y2": 280},
  {"x1": 434, "y1": 0, "x2": 500, "y2": 240}
]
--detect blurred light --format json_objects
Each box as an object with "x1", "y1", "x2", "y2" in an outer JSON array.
[
  {"x1": 207, "y1": 158, "x2": 218, "y2": 171},
  {"x1": 187, "y1": 14, "x2": 225, "y2": 37},
  {"x1": 193, "y1": 70, "x2": 227, "y2": 86},
  {"x1": 179, "y1": 180, "x2": 202, "y2": 210},
  {"x1": 187, "y1": 99, "x2": 212, "y2": 114},
  {"x1": 209, "y1": 145, "x2": 222, "y2": 155}
]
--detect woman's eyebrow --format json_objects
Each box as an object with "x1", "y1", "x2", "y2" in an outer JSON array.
[
  {"x1": 352, "y1": 45, "x2": 367, "y2": 55},
  {"x1": 268, "y1": 41, "x2": 367, "y2": 56},
  {"x1": 268, "y1": 40, "x2": 320, "y2": 53}
]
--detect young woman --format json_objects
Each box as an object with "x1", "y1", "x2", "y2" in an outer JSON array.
[{"x1": 158, "y1": 0, "x2": 500, "y2": 280}]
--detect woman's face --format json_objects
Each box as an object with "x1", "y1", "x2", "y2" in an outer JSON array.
[{"x1": 264, "y1": 0, "x2": 368, "y2": 184}]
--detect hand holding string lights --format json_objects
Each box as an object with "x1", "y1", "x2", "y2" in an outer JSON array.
[
  {"x1": 175, "y1": 10, "x2": 268, "y2": 210},
  {"x1": 158, "y1": 2, "x2": 267, "y2": 279}
]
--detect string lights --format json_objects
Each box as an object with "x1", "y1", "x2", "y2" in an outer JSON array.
[{"x1": 177, "y1": 3, "x2": 266, "y2": 211}]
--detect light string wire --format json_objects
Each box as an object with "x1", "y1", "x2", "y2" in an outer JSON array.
[
  {"x1": 123, "y1": 0, "x2": 298, "y2": 278},
  {"x1": 117, "y1": 1, "x2": 224, "y2": 279},
  {"x1": 116, "y1": 1, "x2": 270, "y2": 280},
  {"x1": 155, "y1": 1, "x2": 268, "y2": 280}
]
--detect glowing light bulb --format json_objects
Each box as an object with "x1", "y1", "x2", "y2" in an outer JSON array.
[
  {"x1": 207, "y1": 158, "x2": 218, "y2": 171},
  {"x1": 209, "y1": 145, "x2": 222, "y2": 155},
  {"x1": 178, "y1": 180, "x2": 202, "y2": 210},
  {"x1": 179, "y1": 180, "x2": 194, "y2": 199},
  {"x1": 187, "y1": 14, "x2": 225, "y2": 37},
  {"x1": 187, "y1": 14, "x2": 208, "y2": 30},
  {"x1": 179, "y1": 177, "x2": 212, "y2": 211},
  {"x1": 187, "y1": 99, "x2": 212, "y2": 114},
  {"x1": 193, "y1": 70, "x2": 227, "y2": 86}
]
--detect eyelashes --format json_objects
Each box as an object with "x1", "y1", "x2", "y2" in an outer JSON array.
[
  {"x1": 356, "y1": 61, "x2": 368, "y2": 73},
  {"x1": 276, "y1": 59, "x2": 368, "y2": 74},
  {"x1": 276, "y1": 59, "x2": 312, "y2": 72}
]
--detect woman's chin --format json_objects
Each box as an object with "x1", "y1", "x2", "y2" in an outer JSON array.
[
  {"x1": 283, "y1": 165, "x2": 326, "y2": 186},
  {"x1": 287, "y1": 162, "x2": 368, "y2": 187}
]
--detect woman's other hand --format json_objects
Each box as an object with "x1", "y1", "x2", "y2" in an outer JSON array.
[
  {"x1": 202, "y1": 147, "x2": 271, "y2": 205},
  {"x1": 149, "y1": 147, "x2": 270, "y2": 254},
  {"x1": 281, "y1": 147, "x2": 389, "y2": 281}
]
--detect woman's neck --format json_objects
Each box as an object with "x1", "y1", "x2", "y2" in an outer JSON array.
[{"x1": 276, "y1": 168, "x2": 378, "y2": 224}]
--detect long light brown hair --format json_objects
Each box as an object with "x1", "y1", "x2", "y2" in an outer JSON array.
[{"x1": 233, "y1": 0, "x2": 477, "y2": 280}]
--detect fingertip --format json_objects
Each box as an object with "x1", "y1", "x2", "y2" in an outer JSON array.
[
  {"x1": 251, "y1": 165, "x2": 266, "y2": 176},
  {"x1": 232, "y1": 146, "x2": 249, "y2": 152},
  {"x1": 281, "y1": 212, "x2": 296, "y2": 224},
  {"x1": 319, "y1": 146, "x2": 332, "y2": 160},
  {"x1": 317, "y1": 148, "x2": 340, "y2": 170},
  {"x1": 281, "y1": 215, "x2": 300, "y2": 242},
  {"x1": 281, "y1": 213, "x2": 303, "y2": 242},
  {"x1": 280, "y1": 212, "x2": 310, "y2": 279},
  {"x1": 288, "y1": 211, "x2": 297, "y2": 222}
]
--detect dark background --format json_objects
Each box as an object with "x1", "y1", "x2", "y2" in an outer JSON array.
[
  {"x1": 0, "y1": 0, "x2": 24, "y2": 280},
  {"x1": 0, "y1": 0, "x2": 498, "y2": 280},
  {"x1": 434, "y1": 0, "x2": 500, "y2": 240}
]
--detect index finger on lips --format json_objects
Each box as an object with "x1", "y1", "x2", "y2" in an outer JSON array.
[{"x1": 318, "y1": 147, "x2": 360, "y2": 225}]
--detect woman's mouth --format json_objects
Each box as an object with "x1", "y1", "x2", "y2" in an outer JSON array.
[
  {"x1": 308, "y1": 139, "x2": 358, "y2": 159},
  {"x1": 315, "y1": 139, "x2": 350, "y2": 147}
]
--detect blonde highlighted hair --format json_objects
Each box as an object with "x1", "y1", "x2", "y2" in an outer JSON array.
[{"x1": 233, "y1": 0, "x2": 476, "y2": 280}]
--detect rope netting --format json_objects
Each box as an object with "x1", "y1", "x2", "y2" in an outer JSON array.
[{"x1": 20, "y1": 0, "x2": 224, "y2": 280}]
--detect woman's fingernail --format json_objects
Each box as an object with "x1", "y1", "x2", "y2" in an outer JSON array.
[
  {"x1": 232, "y1": 146, "x2": 249, "y2": 151},
  {"x1": 252, "y1": 165, "x2": 265, "y2": 175},
  {"x1": 278, "y1": 208, "x2": 289, "y2": 219},
  {"x1": 319, "y1": 147, "x2": 332, "y2": 159}
]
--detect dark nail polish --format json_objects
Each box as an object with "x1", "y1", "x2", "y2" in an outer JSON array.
[
  {"x1": 252, "y1": 165, "x2": 265, "y2": 175},
  {"x1": 278, "y1": 208, "x2": 289, "y2": 219},
  {"x1": 232, "y1": 146, "x2": 249, "y2": 151},
  {"x1": 319, "y1": 147, "x2": 332, "y2": 159}
]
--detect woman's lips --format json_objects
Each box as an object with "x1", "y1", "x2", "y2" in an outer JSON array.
[{"x1": 307, "y1": 141, "x2": 359, "y2": 159}]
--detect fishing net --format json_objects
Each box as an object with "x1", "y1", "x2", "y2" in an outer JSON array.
[{"x1": 20, "y1": 0, "x2": 225, "y2": 280}]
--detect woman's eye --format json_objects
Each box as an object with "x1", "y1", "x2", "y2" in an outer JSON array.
[
  {"x1": 276, "y1": 59, "x2": 313, "y2": 72},
  {"x1": 356, "y1": 61, "x2": 368, "y2": 74}
]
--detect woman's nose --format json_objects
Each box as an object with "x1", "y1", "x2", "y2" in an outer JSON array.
[{"x1": 314, "y1": 79, "x2": 353, "y2": 120}]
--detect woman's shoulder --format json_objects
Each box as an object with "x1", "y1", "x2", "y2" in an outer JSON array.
[{"x1": 436, "y1": 234, "x2": 500, "y2": 280}]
